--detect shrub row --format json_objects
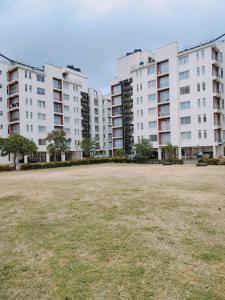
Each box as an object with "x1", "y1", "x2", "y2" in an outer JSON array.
[
  {"x1": 198, "y1": 158, "x2": 225, "y2": 165},
  {"x1": 0, "y1": 164, "x2": 14, "y2": 172},
  {"x1": 20, "y1": 157, "x2": 184, "y2": 170}
]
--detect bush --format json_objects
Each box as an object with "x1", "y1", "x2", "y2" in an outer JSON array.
[
  {"x1": 20, "y1": 157, "x2": 184, "y2": 171},
  {"x1": 162, "y1": 158, "x2": 184, "y2": 165},
  {"x1": 198, "y1": 158, "x2": 220, "y2": 165},
  {"x1": 114, "y1": 149, "x2": 126, "y2": 157},
  {"x1": 0, "y1": 164, "x2": 14, "y2": 172}
]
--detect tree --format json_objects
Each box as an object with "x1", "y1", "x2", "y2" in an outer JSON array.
[
  {"x1": 134, "y1": 139, "x2": 153, "y2": 158},
  {"x1": 46, "y1": 130, "x2": 70, "y2": 161},
  {"x1": 0, "y1": 134, "x2": 37, "y2": 168},
  {"x1": 114, "y1": 148, "x2": 126, "y2": 157},
  {"x1": 79, "y1": 137, "x2": 98, "y2": 157},
  {"x1": 164, "y1": 143, "x2": 176, "y2": 159}
]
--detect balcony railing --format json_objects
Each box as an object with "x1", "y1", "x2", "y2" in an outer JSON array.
[
  {"x1": 8, "y1": 88, "x2": 18, "y2": 96},
  {"x1": 9, "y1": 102, "x2": 19, "y2": 109},
  {"x1": 10, "y1": 117, "x2": 20, "y2": 122}
]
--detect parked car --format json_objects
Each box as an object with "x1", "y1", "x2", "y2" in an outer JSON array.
[{"x1": 196, "y1": 151, "x2": 213, "y2": 159}]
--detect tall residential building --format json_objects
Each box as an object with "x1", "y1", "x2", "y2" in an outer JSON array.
[
  {"x1": 88, "y1": 89, "x2": 112, "y2": 156},
  {"x1": 0, "y1": 54, "x2": 111, "y2": 163},
  {"x1": 111, "y1": 36, "x2": 225, "y2": 158}
]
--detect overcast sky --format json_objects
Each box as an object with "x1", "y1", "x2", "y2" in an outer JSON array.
[{"x1": 0, "y1": 0, "x2": 225, "y2": 93}]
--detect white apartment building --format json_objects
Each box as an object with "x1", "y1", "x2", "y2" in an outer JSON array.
[
  {"x1": 0, "y1": 54, "x2": 110, "y2": 163},
  {"x1": 111, "y1": 36, "x2": 225, "y2": 159},
  {"x1": 88, "y1": 88, "x2": 112, "y2": 156}
]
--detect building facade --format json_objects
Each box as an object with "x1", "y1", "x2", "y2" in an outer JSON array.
[
  {"x1": 111, "y1": 37, "x2": 225, "y2": 158},
  {"x1": 0, "y1": 54, "x2": 111, "y2": 163},
  {"x1": 88, "y1": 89, "x2": 112, "y2": 156}
]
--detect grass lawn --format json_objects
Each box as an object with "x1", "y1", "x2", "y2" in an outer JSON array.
[{"x1": 0, "y1": 164, "x2": 225, "y2": 300}]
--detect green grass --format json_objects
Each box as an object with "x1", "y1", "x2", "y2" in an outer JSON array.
[{"x1": 0, "y1": 164, "x2": 225, "y2": 299}]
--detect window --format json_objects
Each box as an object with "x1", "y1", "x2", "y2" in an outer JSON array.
[
  {"x1": 158, "y1": 76, "x2": 169, "y2": 88},
  {"x1": 38, "y1": 126, "x2": 46, "y2": 133},
  {"x1": 29, "y1": 85, "x2": 32, "y2": 92},
  {"x1": 0, "y1": 97, "x2": 2, "y2": 102},
  {"x1": 26, "y1": 98, "x2": 28, "y2": 105},
  {"x1": 222, "y1": 99, "x2": 224, "y2": 109},
  {"x1": 94, "y1": 98, "x2": 98, "y2": 106},
  {"x1": 198, "y1": 130, "x2": 202, "y2": 139},
  {"x1": 198, "y1": 115, "x2": 201, "y2": 123},
  {"x1": 94, "y1": 108, "x2": 99, "y2": 115},
  {"x1": 148, "y1": 65, "x2": 155, "y2": 75},
  {"x1": 148, "y1": 107, "x2": 157, "y2": 115},
  {"x1": 30, "y1": 112, "x2": 33, "y2": 119},
  {"x1": 197, "y1": 83, "x2": 200, "y2": 92},
  {"x1": 26, "y1": 111, "x2": 29, "y2": 118},
  {"x1": 25, "y1": 84, "x2": 28, "y2": 92},
  {"x1": 197, "y1": 67, "x2": 200, "y2": 76},
  {"x1": 63, "y1": 82, "x2": 69, "y2": 89},
  {"x1": 37, "y1": 88, "x2": 45, "y2": 95},
  {"x1": 201, "y1": 50, "x2": 205, "y2": 59},
  {"x1": 140, "y1": 109, "x2": 143, "y2": 117},
  {"x1": 196, "y1": 51, "x2": 200, "y2": 60},
  {"x1": 0, "y1": 70, "x2": 2, "y2": 75},
  {"x1": 149, "y1": 121, "x2": 157, "y2": 128},
  {"x1": 181, "y1": 131, "x2": 191, "y2": 139},
  {"x1": 197, "y1": 99, "x2": 201, "y2": 107},
  {"x1": 29, "y1": 72, "x2": 32, "y2": 79},
  {"x1": 26, "y1": 124, "x2": 29, "y2": 132},
  {"x1": 37, "y1": 74, "x2": 44, "y2": 82},
  {"x1": 30, "y1": 98, "x2": 32, "y2": 106},
  {"x1": 25, "y1": 71, "x2": 27, "y2": 78},
  {"x1": 180, "y1": 101, "x2": 190, "y2": 110},
  {"x1": 63, "y1": 94, "x2": 69, "y2": 101},
  {"x1": 37, "y1": 100, "x2": 45, "y2": 108},
  {"x1": 202, "y1": 98, "x2": 206, "y2": 107},
  {"x1": 38, "y1": 139, "x2": 46, "y2": 145},
  {"x1": 202, "y1": 82, "x2": 206, "y2": 91},
  {"x1": 64, "y1": 117, "x2": 70, "y2": 123},
  {"x1": 112, "y1": 85, "x2": 121, "y2": 94},
  {"x1": 38, "y1": 113, "x2": 46, "y2": 120},
  {"x1": 158, "y1": 61, "x2": 169, "y2": 74},
  {"x1": 179, "y1": 70, "x2": 189, "y2": 80},
  {"x1": 202, "y1": 66, "x2": 205, "y2": 75},
  {"x1": 64, "y1": 105, "x2": 70, "y2": 112},
  {"x1": 148, "y1": 94, "x2": 156, "y2": 102},
  {"x1": 204, "y1": 130, "x2": 207, "y2": 138},
  {"x1": 148, "y1": 80, "x2": 156, "y2": 88},
  {"x1": 159, "y1": 90, "x2": 169, "y2": 103},
  {"x1": 149, "y1": 135, "x2": 157, "y2": 142},
  {"x1": 179, "y1": 55, "x2": 189, "y2": 65},
  {"x1": 0, "y1": 111, "x2": 3, "y2": 116},
  {"x1": 180, "y1": 86, "x2": 190, "y2": 95},
  {"x1": 181, "y1": 116, "x2": 191, "y2": 125},
  {"x1": 203, "y1": 114, "x2": 207, "y2": 122},
  {"x1": 30, "y1": 125, "x2": 33, "y2": 132}
]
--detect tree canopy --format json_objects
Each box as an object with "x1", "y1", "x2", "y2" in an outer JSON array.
[
  {"x1": 46, "y1": 130, "x2": 70, "y2": 161},
  {"x1": 134, "y1": 139, "x2": 153, "y2": 158},
  {"x1": 0, "y1": 134, "x2": 37, "y2": 167},
  {"x1": 114, "y1": 148, "x2": 126, "y2": 157},
  {"x1": 79, "y1": 138, "x2": 98, "y2": 157}
]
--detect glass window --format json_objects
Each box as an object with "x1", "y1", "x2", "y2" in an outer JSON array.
[
  {"x1": 37, "y1": 88, "x2": 45, "y2": 95},
  {"x1": 37, "y1": 74, "x2": 44, "y2": 82},
  {"x1": 181, "y1": 116, "x2": 191, "y2": 125},
  {"x1": 181, "y1": 131, "x2": 191, "y2": 139},
  {"x1": 148, "y1": 80, "x2": 156, "y2": 88},
  {"x1": 158, "y1": 76, "x2": 169, "y2": 88},
  {"x1": 179, "y1": 55, "x2": 189, "y2": 65},
  {"x1": 148, "y1": 94, "x2": 156, "y2": 101},
  {"x1": 180, "y1": 86, "x2": 190, "y2": 95},
  {"x1": 180, "y1": 101, "x2": 190, "y2": 109},
  {"x1": 148, "y1": 65, "x2": 155, "y2": 75},
  {"x1": 179, "y1": 70, "x2": 189, "y2": 80},
  {"x1": 158, "y1": 61, "x2": 169, "y2": 74},
  {"x1": 149, "y1": 121, "x2": 157, "y2": 128}
]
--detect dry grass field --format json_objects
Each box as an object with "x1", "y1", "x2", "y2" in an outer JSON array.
[{"x1": 0, "y1": 164, "x2": 225, "y2": 300}]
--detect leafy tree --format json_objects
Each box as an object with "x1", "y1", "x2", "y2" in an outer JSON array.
[
  {"x1": 79, "y1": 137, "x2": 98, "y2": 157},
  {"x1": 164, "y1": 143, "x2": 176, "y2": 159},
  {"x1": 0, "y1": 134, "x2": 37, "y2": 168},
  {"x1": 46, "y1": 130, "x2": 70, "y2": 161},
  {"x1": 114, "y1": 148, "x2": 126, "y2": 157},
  {"x1": 134, "y1": 138, "x2": 153, "y2": 158}
]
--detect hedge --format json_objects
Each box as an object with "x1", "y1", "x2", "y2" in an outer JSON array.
[
  {"x1": 198, "y1": 158, "x2": 225, "y2": 165},
  {"x1": 0, "y1": 165, "x2": 14, "y2": 172},
  {"x1": 20, "y1": 157, "x2": 184, "y2": 170}
]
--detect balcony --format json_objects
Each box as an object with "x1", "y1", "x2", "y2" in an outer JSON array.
[
  {"x1": 8, "y1": 102, "x2": 19, "y2": 110},
  {"x1": 158, "y1": 110, "x2": 170, "y2": 118},
  {"x1": 9, "y1": 116, "x2": 20, "y2": 123},
  {"x1": 8, "y1": 87, "x2": 19, "y2": 97}
]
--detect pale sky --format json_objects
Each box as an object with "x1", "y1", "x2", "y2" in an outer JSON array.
[{"x1": 0, "y1": 0, "x2": 225, "y2": 93}]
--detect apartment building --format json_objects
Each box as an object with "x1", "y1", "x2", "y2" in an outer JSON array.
[
  {"x1": 88, "y1": 89, "x2": 112, "y2": 156},
  {"x1": 111, "y1": 35, "x2": 225, "y2": 158},
  {"x1": 0, "y1": 54, "x2": 110, "y2": 163}
]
